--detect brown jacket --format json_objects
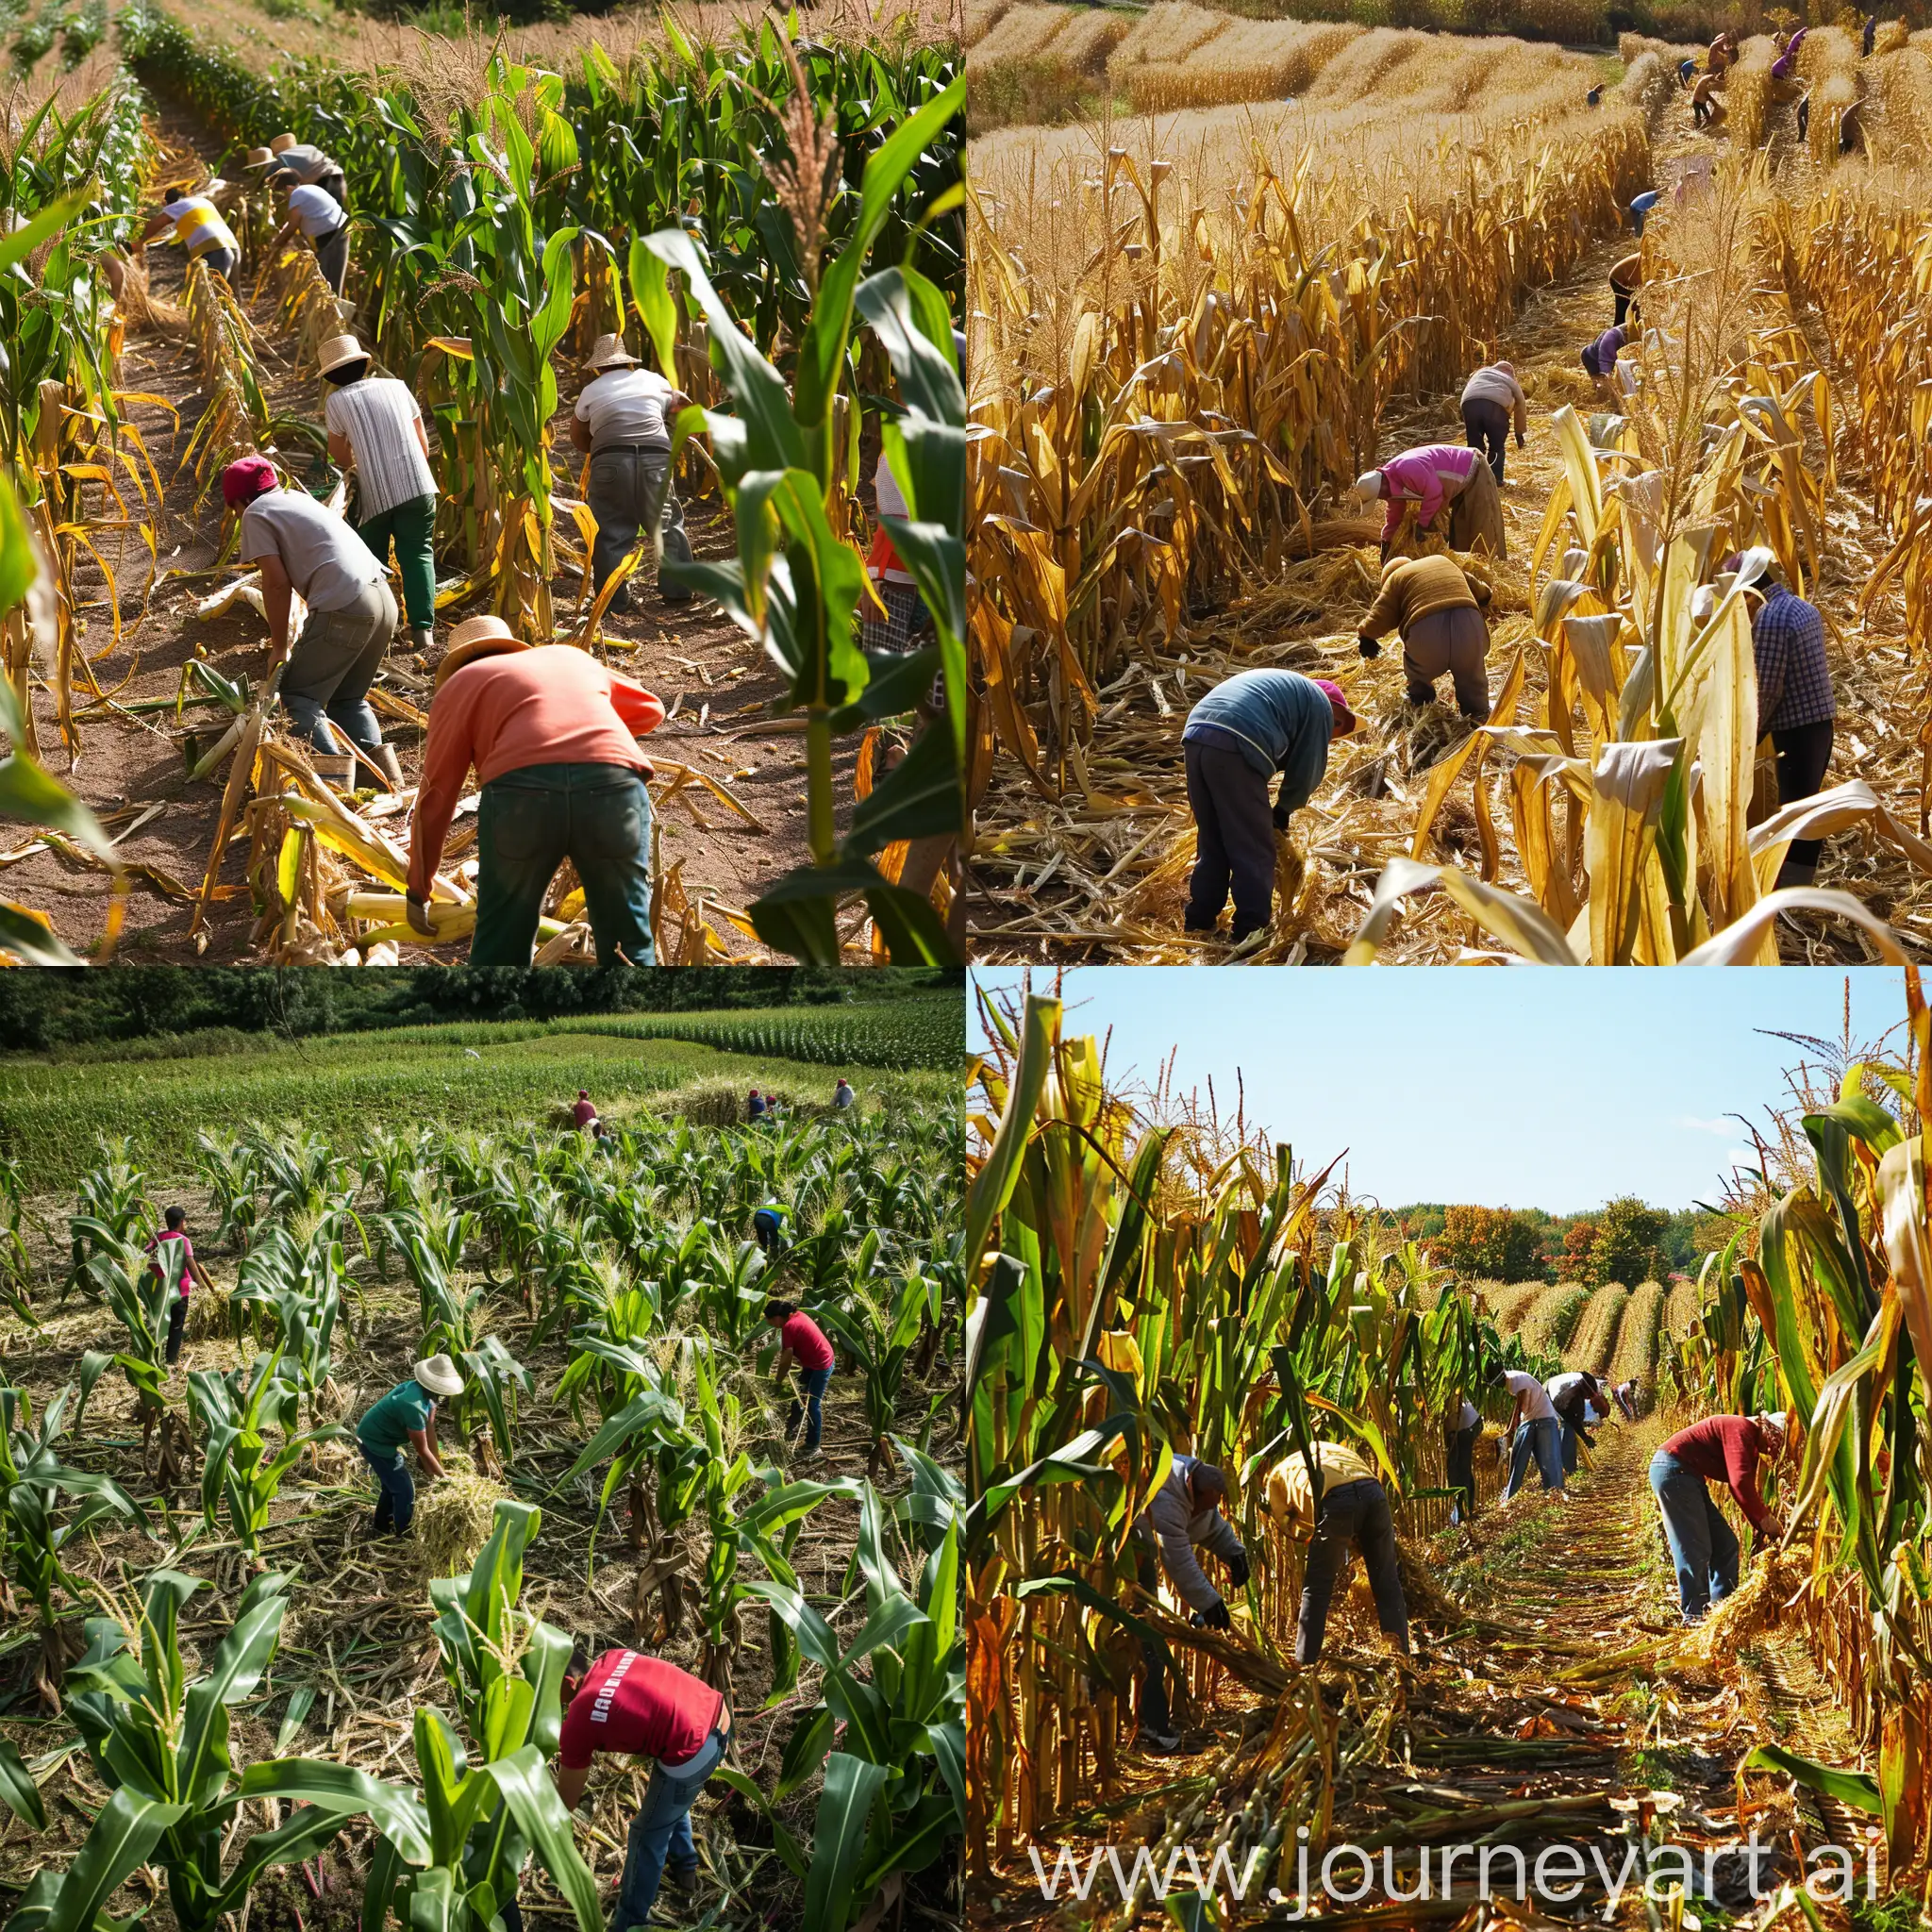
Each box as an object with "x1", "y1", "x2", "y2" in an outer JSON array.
[{"x1": 1359, "y1": 554, "x2": 1480, "y2": 641}]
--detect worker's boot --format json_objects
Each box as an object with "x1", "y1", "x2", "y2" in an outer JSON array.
[
  {"x1": 408, "y1": 626, "x2": 435, "y2": 656},
  {"x1": 371, "y1": 743, "x2": 406, "y2": 792}
]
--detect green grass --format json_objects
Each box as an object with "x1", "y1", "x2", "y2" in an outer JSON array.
[{"x1": 0, "y1": 1025, "x2": 957, "y2": 1192}]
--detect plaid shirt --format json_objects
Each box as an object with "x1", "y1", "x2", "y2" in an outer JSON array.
[{"x1": 1753, "y1": 584, "x2": 1835, "y2": 734}]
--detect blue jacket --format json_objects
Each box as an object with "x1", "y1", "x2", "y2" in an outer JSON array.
[{"x1": 1183, "y1": 670, "x2": 1334, "y2": 812}]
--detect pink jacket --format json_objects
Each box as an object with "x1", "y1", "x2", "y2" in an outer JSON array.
[{"x1": 1375, "y1": 444, "x2": 1481, "y2": 541}]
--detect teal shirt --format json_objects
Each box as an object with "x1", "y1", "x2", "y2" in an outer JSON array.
[{"x1": 358, "y1": 1380, "x2": 434, "y2": 1458}]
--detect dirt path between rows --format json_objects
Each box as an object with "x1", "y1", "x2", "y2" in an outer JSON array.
[{"x1": 8, "y1": 95, "x2": 854, "y2": 963}]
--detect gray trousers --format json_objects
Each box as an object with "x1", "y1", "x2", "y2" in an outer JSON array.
[
  {"x1": 587, "y1": 446, "x2": 692, "y2": 608},
  {"x1": 313, "y1": 226, "x2": 348, "y2": 294},
  {"x1": 1403, "y1": 605, "x2": 1491, "y2": 719},
  {"x1": 284, "y1": 577, "x2": 394, "y2": 753}
]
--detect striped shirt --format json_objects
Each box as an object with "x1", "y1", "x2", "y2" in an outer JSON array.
[
  {"x1": 1752, "y1": 583, "x2": 1835, "y2": 733},
  {"x1": 325, "y1": 377, "x2": 437, "y2": 520}
]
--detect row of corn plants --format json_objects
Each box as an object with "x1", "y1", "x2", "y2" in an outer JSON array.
[
  {"x1": 5, "y1": 1092, "x2": 963, "y2": 1926},
  {"x1": 963, "y1": 988, "x2": 1560, "y2": 1863},
  {"x1": 1648, "y1": 967, "x2": 1932, "y2": 1876},
  {"x1": 120, "y1": 4, "x2": 967, "y2": 962}
]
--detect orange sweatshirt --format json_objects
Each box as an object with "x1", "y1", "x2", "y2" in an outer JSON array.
[{"x1": 408, "y1": 647, "x2": 665, "y2": 899}]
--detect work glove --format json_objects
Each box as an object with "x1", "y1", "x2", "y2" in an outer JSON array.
[
  {"x1": 1196, "y1": 1596, "x2": 1232, "y2": 1631},
  {"x1": 1227, "y1": 1551, "x2": 1250, "y2": 1589},
  {"x1": 1357, "y1": 636, "x2": 1381, "y2": 658},
  {"x1": 405, "y1": 894, "x2": 437, "y2": 940}
]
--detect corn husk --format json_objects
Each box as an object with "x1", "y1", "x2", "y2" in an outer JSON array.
[
  {"x1": 413, "y1": 1449, "x2": 510, "y2": 1579},
  {"x1": 1681, "y1": 1545, "x2": 1809, "y2": 1665}
]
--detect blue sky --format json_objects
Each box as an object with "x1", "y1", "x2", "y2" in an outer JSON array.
[{"x1": 968, "y1": 970, "x2": 1914, "y2": 1210}]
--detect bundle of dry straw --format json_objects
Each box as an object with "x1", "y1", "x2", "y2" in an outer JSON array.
[{"x1": 413, "y1": 1449, "x2": 510, "y2": 1578}]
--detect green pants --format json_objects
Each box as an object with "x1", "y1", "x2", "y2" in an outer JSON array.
[{"x1": 353, "y1": 491, "x2": 436, "y2": 631}]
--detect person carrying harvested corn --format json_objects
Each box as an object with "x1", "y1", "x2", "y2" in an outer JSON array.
[
  {"x1": 1265, "y1": 1440, "x2": 1410, "y2": 1665},
  {"x1": 554, "y1": 1644, "x2": 729, "y2": 1921},
  {"x1": 1181, "y1": 671, "x2": 1356, "y2": 944},
  {"x1": 1545, "y1": 1368, "x2": 1604, "y2": 1475},
  {"x1": 1491, "y1": 1364, "x2": 1566, "y2": 1501},
  {"x1": 1458, "y1": 360, "x2": 1527, "y2": 486},
  {"x1": 266, "y1": 171, "x2": 350, "y2": 295},
  {"x1": 223, "y1": 457, "x2": 404, "y2": 789},
  {"x1": 1352, "y1": 441, "x2": 1507, "y2": 560},
  {"x1": 356, "y1": 1353, "x2": 464, "y2": 1539},
  {"x1": 140, "y1": 181, "x2": 241, "y2": 285},
  {"x1": 246, "y1": 133, "x2": 349, "y2": 215},
  {"x1": 763, "y1": 1297, "x2": 832, "y2": 1457},
  {"x1": 570, "y1": 333, "x2": 693, "y2": 613},
  {"x1": 319, "y1": 334, "x2": 440, "y2": 658},
  {"x1": 405, "y1": 619, "x2": 665, "y2": 964},
  {"x1": 146, "y1": 1207, "x2": 215, "y2": 1367},
  {"x1": 1131, "y1": 1457, "x2": 1246, "y2": 1753},
  {"x1": 1729, "y1": 555, "x2": 1836, "y2": 889},
  {"x1": 1650, "y1": 1412, "x2": 1790, "y2": 1623},
  {"x1": 1357, "y1": 553, "x2": 1493, "y2": 722}
]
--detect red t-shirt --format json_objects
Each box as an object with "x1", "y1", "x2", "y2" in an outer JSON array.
[
  {"x1": 558, "y1": 1651, "x2": 722, "y2": 1770},
  {"x1": 781, "y1": 1312, "x2": 833, "y2": 1371},
  {"x1": 1660, "y1": 1415, "x2": 1773, "y2": 1532},
  {"x1": 573, "y1": 1099, "x2": 596, "y2": 1127}
]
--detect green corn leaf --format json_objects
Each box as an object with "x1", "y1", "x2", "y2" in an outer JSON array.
[
  {"x1": 799, "y1": 1753, "x2": 890, "y2": 1932},
  {"x1": 1742, "y1": 1743, "x2": 1882, "y2": 1814},
  {"x1": 42, "y1": 1787, "x2": 186, "y2": 1932},
  {"x1": 0, "y1": 1735, "x2": 45, "y2": 1831},
  {"x1": 485, "y1": 1746, "x2": 604, "y2": 1932}
]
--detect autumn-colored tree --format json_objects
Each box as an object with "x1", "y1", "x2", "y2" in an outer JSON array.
[
  {"x1": 1561, "y1": 1219, "x2": 1600, "y2": 1279},
  {"x1": 1588, "y1": 1196, "x2": 1669, "y2": 1288},
  {"x1": 1441, "y1": 1205, "x2": 1541, "y2": 1282}
]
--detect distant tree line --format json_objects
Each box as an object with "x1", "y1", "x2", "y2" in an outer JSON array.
[
  {"x1": 1389, "y1": 1199, "x2": 1736, "y2": 1287},
  {"x1": 0, "y1": 967, "x2": 961, "y2": 1053}
]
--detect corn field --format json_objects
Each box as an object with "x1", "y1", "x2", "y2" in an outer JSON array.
[{"x1": 0, "y1": 1081, "x2": 963, "y2": 1930}]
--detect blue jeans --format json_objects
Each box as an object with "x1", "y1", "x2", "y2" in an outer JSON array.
[
  {"x1": 1650, "y1": 1448, "x2": 1740, "y2": 1621},
  {"x1": 612, "y1": 1725, "x2": 726, "y2": 1928},
  {"x1": 1504, "y1": 1416, "x2": 1563, "y2": 1499},
  {"x1": 787, "y1": 1365, "x2": 831, "y2": 1452},
  {"x1": 473, "y1": 763, "x2": 655, "y2": 968},
  {"x1": 359, "y1": 1441, "x2": 415, "y2": 1535}
]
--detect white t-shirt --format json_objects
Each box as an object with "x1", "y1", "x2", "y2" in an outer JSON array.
[
  {"x1": 288, "y1": 184, "x2": 343, "y2": 239},
  {"x1": 575, "y1": 368, "x2": 675, "y2": 450},
  {"x1": 165, "y1": 196, "x2": 238, "y2": 258},
  {"x1": 1503, "y1": 1370, "x2": 1557, "y2": 1423}
]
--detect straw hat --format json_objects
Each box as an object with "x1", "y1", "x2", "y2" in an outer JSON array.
[
  {"x1": 414, "y1": 1354, "x2": 464, "y2": 1397},
  {"x1": 584, "y1": 332, "x2": 640, "y2": 372},
  {"x1": 242, "y1": 146, "x2": 277, "y2": 169},
  {"x1": 436, "y1": 614, "x2": 526, "y2": 688},
  {"x1": 317, "y1": 333, "x2": 370, "y2": 376},
  {"x1": 270, "y1": 133, "x2": 298, "y2": 154}
]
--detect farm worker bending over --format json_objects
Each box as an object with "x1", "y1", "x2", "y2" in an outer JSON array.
[
  {"x1": 1677, "y1": 57, "x2": 1696, "y2": 86},
  {"x1": 406, "y1": 619, "x2": 665, "y2": 966},
  {"x1": 746, "y1": 1088, "x2": 767, "y2": 1122},
  {"x1": 1492, "y1": 1365, "x2": 1566, "y2": 1501},
  {"x1": 752, "y1": 1200, "x2": 791, "y2": 1256},
  {"x1": 572, "y1": 1089, "x2": 597, "y2": 1130},
  {"x1": 1771, "y1": 26, "x2": 1808, "y2": 85},
  {"x1": 355, "y1": 1353, "x2": 464, "y2": 1539},
  {"x1": 1650, "y1": 1412, "x2": 1790, "y2": 1623},
  {"x1": 147, "y1": 1207, "x2": 214, "y2": 1367},
  {"x1": 555, "y1": 1645, "x2": 730, "y2": 1921},
  {"x1": 1732, "y1": 557, "x2": 1836, "y2": 890},
  {"x1": 320, "y1": 333, "x2": 440, "y2": 658},
  {"x1": 1458, "y1": 361, "x2": 1526, "y2": 486},
  {"x1": 140, "y1": 183, "x2": 240, "y2": 284},
  {"x1": 1628, "y1": 189, "x2": 1662, "y2": 235},
  {"x1": 1581, "y1": 323, "x2": 1628, "y2": 390},
  {"x1": 1130, "y1": 1456, "x2": 1246, "y2": 1753},
  {"x1": 571, "y1": 334, "x2": 693, "y2": 613},
  {"x1": 1691, "y1": 70, "x2": 1727, "y2": 127},
  {"x1": 1352, "y1": 442, "x2": 1507, "y2": 561},
  {"x1": 267, "y1": 173, "x2": 350, "y2": 295},
  {"x1": 764, "y1": 1298, "x2": 832, "y2": 1457},
  {"x1": 1182, "y1": 671, "x2": 1355, "y2": 944},
  {"x1": 1546, "y1": 1368, "x2": 1604, "y2": 1476},
  {"x1": 1265, "y1": 1440, "x2": 1410, "y2": 1665},
  {"x1": 1707, "y1": 31, "x2": 1737, "y2": 75},
  {"x1": 833, "y1": 1075, "x2": 855, "y2": 1110},
  {"x1": 1608, "y1": 252, "x2": 1642, "y2": 326},
  {"x1": 1445, "y1": 1396, "x2": 1480, "y2": 1524},
  {"x1": 1612, "y1": 1378, "x2": 1640, "y2": 1421},
  {"x1": 248, "y1": 133, "x2": 349, "y2": 214},
  {"x1": 1357, "y1": 554, "x2": 1493, "y2": 721},
  {"x1": 223, "y1": 458, "x2": 402, "y2": 786}
]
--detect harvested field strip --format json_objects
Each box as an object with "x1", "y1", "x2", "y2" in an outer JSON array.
[
  {"x1": 1607, "y1": 1278, "x2": 1665, "y2": 1389},
  {"x1": 1478, "y1": 1281, "x2": 1546, "y2": 1327},
  {"x1": 1566, "y1": 1282, "x2": 1629, "y2": 1376},
  {"x1": 1515, "y1": 1281, "x2": 1591, "y2": 1356}
]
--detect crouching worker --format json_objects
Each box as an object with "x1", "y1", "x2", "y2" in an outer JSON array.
[
  {"x1": 140, "y1": 181, "x2": 241, "y2": 285},
  {"x1": 1266, "y1": 1440, "x2": 1409, "y2": 1665},
  {"x1": 1131, "y1": 1456, "x2": 1247, "y2": 1753},
  {"x1": 1358, "y1": 554, "x2": 1492, "y2": 721},
  {"x1": 1353, "y1": 442, "x2": 1507, "y2": 561},
  {"x1": 355, "y1": 1353, "x2": 463, "y2": 1539},
  {"x1": 1649, "y1": 1411, "x2": 1789, "y2": 1624},
  {"x1": 1581, "y1": 322, "x2": 1629, "y2": 394},
  {"x1": 555, "y1": 1645, "x2": 730, "y2": 1923},
  {"x1": 1181, "y1": 671, "x2": 1355, "y2": 943},
  {"x1": 406, "y1": 620, "x2": 665, "y2": 964},
  {"x1": 224, "y1": 458, "x2": 403, "y2": 789}
]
